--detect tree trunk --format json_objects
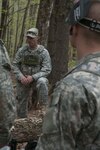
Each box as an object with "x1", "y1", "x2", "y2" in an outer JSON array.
[
  {"x1": 6, "y1": 3, "x2": 14, "y2": 55},
  {"x1": 47, "y1": 0, "x2": 72, "y2": 85},
  {"x1": 0, "y1": 0, "x2": 9, "y2": 41},
  {"x1": 29, "y1": 3, "x2": 39, "y2": 28},
  {"x1": 18, "y1": 0, "x2": 31, "y2": 48},
  {"x1": 14, "y1": 0, "x2": 20, "y2": 55},
  {"x1": 36, "y1": 0, "x2": 55, "y2": 47}
]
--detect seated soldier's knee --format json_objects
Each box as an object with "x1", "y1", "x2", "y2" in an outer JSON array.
[{"x1": 37, "y1": 77, "x2": 48, "y2": 85}]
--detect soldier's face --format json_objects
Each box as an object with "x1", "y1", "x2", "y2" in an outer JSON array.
[{"x1": 26, "y1": 36, "x2": 38, "y2": 48}]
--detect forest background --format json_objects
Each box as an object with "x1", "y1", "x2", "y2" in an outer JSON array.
[{"x1": 0, "y1": 0, "x2": 76, "y2": 85}]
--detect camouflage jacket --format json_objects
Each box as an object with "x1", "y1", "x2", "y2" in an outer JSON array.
[
  {"x1": 36, "y1": 52, "x2": 100, "y2": 150},
  {"x1": 0, "y1": 40, "x2": 16, "y2": 146},
  {"x1": 12, "y1": 44, "x2": 52, "y2": 81}
]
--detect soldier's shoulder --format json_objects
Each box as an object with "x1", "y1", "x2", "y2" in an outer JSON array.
[
  {"x1": 50, "y1": 76, "x2": 83, "y2": 107},
  {"x1": 52, "y1": 74, "x2": 80, "y2": 94},
  {"x1": 0, "y1": 39, "x2": 4, "y2": 46},
  {"x1": 63, "y1": 70, "x2": 89, "y2": 85},
  {"x1": 37, "y1": 45, "x2": 48, "y2": 53},
  {"x1": 52, "y1": 71, "x2": 88, "y2": 93},
  {"x1": 17, "y1": 44, "x2": 28, "y2": 53}
]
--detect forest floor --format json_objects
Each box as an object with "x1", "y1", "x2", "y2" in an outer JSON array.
[
  {"x1": 16, "y1": 109, "x2": 34, "y2": 150},
  {"x1": 16, "y1": 107, "x2": 40, "y2": 150},
  {"x1": 11, "y1": 73, "x2": 50, "y2": 150}
]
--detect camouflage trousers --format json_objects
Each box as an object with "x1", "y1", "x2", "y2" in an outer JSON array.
[{"x1": 16, "y1": 77, "x2": 49, "y2": 118}]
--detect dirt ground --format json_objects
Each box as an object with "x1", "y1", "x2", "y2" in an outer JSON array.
[
  {"x1": 16, "y1": 110, "x2": 32, "y2": 150},
  {"x1": 15, "y1": 105, "x2": 46, "y2": 150},
  {"x1": 11, "y1": 73, "x2": 49, "y2": 150},
  {"x1": 15, "y1": 108, "x2": 38, "y2": 150}
]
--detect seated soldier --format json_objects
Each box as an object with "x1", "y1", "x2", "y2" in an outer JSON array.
[{"x1": 12, "y1": 28, "x2": 52, "y2": 118}]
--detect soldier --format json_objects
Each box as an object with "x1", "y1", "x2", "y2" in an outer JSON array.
[
  {"x1": 12, "y1": 27, "x2": 52, "y2": 118},
  {"x1": 0, "y1": 40, "x2": 16, "y2": 150},
  {"x1": 35, "y1": 0, "x2": 100, "y2": 150}
]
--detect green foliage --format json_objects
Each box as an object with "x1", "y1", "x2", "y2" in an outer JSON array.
[
  {"x1": 0, "y1": 0, "x2": 40, "y2": 58},
  {"x1": 68, "y1": 59, "x2": 76, "y2": 70},
  {"x1": 68, "y1": 44, "x2": 77, "y2": 70}
]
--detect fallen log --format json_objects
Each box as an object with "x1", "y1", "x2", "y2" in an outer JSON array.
[{"x1": 11, "y1": 106, "x2": 46, "y2": 143}]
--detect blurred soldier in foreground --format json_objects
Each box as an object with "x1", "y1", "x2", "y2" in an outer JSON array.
[
  {"x1": 0, "y1": 40, "x2": 16, "y2": 150},
  {"x1": 36, "y1": 0, "x2": 100, "y2": 150},
  {"x1": 12, "y1": 28, "x2": 52, "y2": 118}
]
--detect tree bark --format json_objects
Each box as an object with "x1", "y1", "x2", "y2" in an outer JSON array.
[
  {"x1": 18, "y1": 0, "x2": 31, "y2": 48},
  {"x1": 36, "y1": 0, "x2": 55, "y2": 47},
  {"x1": 29, "y1": 3, "x2": 39, "y2": 28},
  {"x1": 0, "y1": 0, "x2": 9, "y2": 40},
  {"x1": 14, "y1": 0, "x2": 20, "y2": 55},
  {"x1": 47, "y1": 0, "x2": 72, "y2": 85}
]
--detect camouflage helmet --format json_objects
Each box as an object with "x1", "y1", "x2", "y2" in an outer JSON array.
[
  {"x1": 26, "y1": 28, "x2": 38, "y2": 38},
  {"x1": 67, "y1": 0, "x2": 100, "y2": 33}
]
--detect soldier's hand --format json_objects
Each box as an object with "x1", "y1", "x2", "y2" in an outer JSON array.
[
  {"x1": 20, "y1": 76, "x2": 29, "y2": 85},
  {"x1": 26, "y1": 75, "x2": 33, "y2": 84}
]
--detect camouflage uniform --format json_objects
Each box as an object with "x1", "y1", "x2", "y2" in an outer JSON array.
[
  {"x1": 0, "y1": 40, "x2": 16, "y2": 147},
  {"x1": 12, "y1": 44, "x2": 51, "y2": 118},
  {"x1": 36, "y1": 52, "x2": 100, "y2": 150}
]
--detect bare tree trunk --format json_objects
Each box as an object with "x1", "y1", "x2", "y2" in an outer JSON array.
[
  {"x1": 18, "y1": 0, "x2": 31, "y2": 48},
  {"x1": 0, "y1": 0, "x2": 9, "y2": 41},
  {"x1": 36, "y1": 0, "x2": 55, "y2": 47},
  {"x1": 29, "y1": 3, "x2": 39, "y2": 28},
  {"x1": 6, "y1": 2, "x2": 14, "y2": 55},
  {"x1": 14, "y1": 0, "x2": 20, "y2": 56},
  {"x1": 47, "y1": 0, "x2": 72, "y2": 85}
]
